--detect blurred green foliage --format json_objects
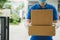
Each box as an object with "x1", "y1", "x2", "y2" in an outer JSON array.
[
  {"x1": 9, "y1": 12, "x2": 21, "y2": 24},
  {"x1": 0, "y1": 1, "x2": 25, "y2": 25},
  {"x1": 0, "y1": 0, "x2": 7, "y2": 8}
]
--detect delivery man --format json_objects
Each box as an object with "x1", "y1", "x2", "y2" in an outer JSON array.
[{"x1": 27, "y1": 0, "x2": 58, "y2": 40}]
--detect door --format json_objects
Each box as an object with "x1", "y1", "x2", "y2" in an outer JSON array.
[{"x1": 0, "y1": 17, "x2": 9, "y2": 40}]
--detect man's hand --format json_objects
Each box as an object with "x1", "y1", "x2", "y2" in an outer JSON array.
[
  {"x1": 26, "y1": 19, "x2": 32, "y2": 29},
  {"x1": 27, "y1": 19, "x2": 31, "y2": 26},
  {"x1": 53, "y1": 20, "x2": 60, "y2": 29}
]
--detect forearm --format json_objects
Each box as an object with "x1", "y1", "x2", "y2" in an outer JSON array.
[
  {"x1": 53, "y1": 20, "x2": 58, "y2": 23},
  {"x1": 27, "y1": 19, "x2": 31, "y2": 26},
  {"x1": 27, "y1": 19, "x2": 31, "y2": 23}
]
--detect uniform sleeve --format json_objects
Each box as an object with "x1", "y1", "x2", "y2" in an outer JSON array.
[
  {"x1": 27, "y1": 6, "x2": 34, "y2": 19},
  {"x1": 53, "y1": 7, "x2": 58, "y2": 20},
  {"x1": 27, "y1": 8, "x2": 31, "y2": 19}
]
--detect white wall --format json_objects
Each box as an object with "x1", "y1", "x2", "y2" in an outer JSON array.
[{"x1": 47, "y1": 0, "x2": 58, "y2": 10}]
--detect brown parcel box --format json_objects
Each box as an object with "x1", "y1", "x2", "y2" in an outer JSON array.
[
  {"x1": 29, "y1": 26, "x2": 55, "y2": 36},
  {"x1": 31, "y1": 9, "x2": 53, "y2": 26}
]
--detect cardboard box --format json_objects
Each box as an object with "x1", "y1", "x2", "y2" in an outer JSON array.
[
  {"x1": 29, "y1": 26, "x2": 55, "y2": 36},
  {"x1": 31, "y1": 9, "x2": 53, "y2": 26}
]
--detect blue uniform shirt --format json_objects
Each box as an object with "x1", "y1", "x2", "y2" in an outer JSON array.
[{"x1": 27, "y1": 3, "x2": 58, "y2": 40}]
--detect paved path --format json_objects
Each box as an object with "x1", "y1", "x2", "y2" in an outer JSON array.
[{"x1": 9, "y1": 20, "x2": 60, "y2": 40}]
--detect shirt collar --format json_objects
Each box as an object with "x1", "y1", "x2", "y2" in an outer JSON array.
[{"x1": 37, "y1": 3, "x2": 48, "y2": 9}]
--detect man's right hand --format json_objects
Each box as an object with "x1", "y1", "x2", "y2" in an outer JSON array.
[{"x1": 27, "y1": 19, "x2": 31, "y2": 26}]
